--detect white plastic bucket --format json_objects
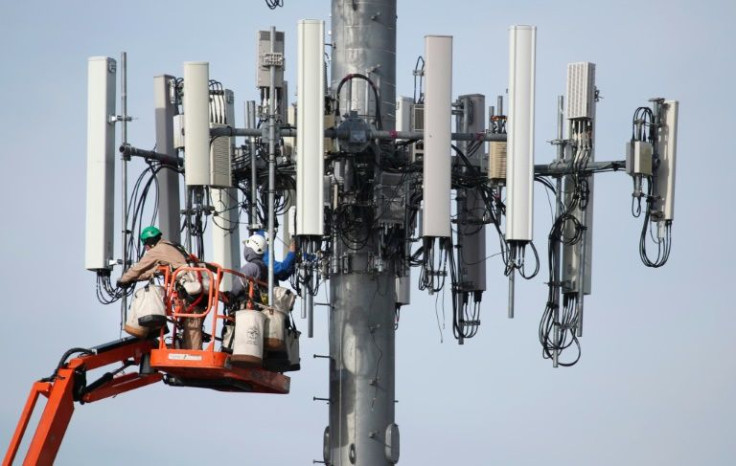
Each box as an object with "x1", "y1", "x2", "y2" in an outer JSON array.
[
  {"x1": 231, "y1": 310, "x2": 265, "y2": 366},
  {"x1": 262, "y1": 307, "x2": 286, "y2": 351}
]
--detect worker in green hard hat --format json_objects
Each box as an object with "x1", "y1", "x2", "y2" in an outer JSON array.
[
  {"x1": 118, "y1": 226, "x2": 189, "y2": 285},
  {"x1": 117, "y1": 226, "x2": 204, "y2": 350}
]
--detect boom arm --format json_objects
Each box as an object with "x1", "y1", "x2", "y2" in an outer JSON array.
[{"x1": 3, "y1": 337, "x2": 161, "y2": 466}]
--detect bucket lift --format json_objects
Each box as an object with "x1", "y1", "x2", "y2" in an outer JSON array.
[
  {"x1": 149, "y1": 264, "x2": 291, "y2": 393},
  {"x1": 3, "y1": 266, "x2": 291, "y2": 466}
]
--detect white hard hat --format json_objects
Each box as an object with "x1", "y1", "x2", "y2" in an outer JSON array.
[{"x1": 244, "y1": 234, "x2": 267, "y2": 255}]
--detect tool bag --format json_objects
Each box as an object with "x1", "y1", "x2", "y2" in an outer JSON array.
[
  {"x1": 262, "y1": 287, "x2": 300, "y2": 372},
  {"x1": 272, "y1": 286, "x2": 297, "y2": 313},
  {"x1": 261, "y1": 287, "x2": 296, "y2": 351},
  {"x1": 285, "y1": 322, "x2": 301, "y2": 372},
  {"x1": 177, "y1": 267, "x2": 210, "y2": 297},
  {"x1": 125, "y1": 284, "x2": 167, "y2": 337}
]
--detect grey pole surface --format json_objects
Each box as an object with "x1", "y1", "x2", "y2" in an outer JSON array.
[
  {"x1": 328, "y1": 1, "x2": 398, "y2": 464},
  {"x1": 552, "y1": 95, "x2": 565, "y2": 367},
  {"x1": 153, "y1": 75, "x2": 181, "y2": 244}
]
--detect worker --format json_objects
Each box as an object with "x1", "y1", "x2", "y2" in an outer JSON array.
[
  {"x1": 231, "y1": 233, "x2": 267, "y2": 296},
  {"x1": 222, "y1": 233, "x2": 297, "y2": 352},
  {"x1": 117, "y1": 226, "x2": 204, "y2": 350},
  {"x1": 231, "y1": 233, "x2": 297, "y2": 295}
]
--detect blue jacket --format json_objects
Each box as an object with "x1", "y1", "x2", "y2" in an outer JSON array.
[{"x1": 264, "y1": 250, "x2": 296, "y2": 281}]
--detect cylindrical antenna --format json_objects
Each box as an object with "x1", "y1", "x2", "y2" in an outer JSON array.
[{"x1": 508, "y1": 268, "x2": 515, "y2": 318}]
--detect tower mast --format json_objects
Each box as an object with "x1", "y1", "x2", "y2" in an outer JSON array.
[{"x1": 327, "y1": 1, "x2": 399, "y2": 464}]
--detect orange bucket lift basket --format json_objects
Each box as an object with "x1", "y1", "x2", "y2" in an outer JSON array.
[{"x1": 148, "y1": 263, "x2": 290, "y2": 394}]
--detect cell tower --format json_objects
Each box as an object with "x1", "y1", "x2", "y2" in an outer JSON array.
[{"x1": 83, "y1": 1, "x2": 678, "y2": 464}]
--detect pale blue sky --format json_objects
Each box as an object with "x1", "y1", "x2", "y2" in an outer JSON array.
[{"x1": 1, "y1": 1, "x2": 735, "y2": 464}]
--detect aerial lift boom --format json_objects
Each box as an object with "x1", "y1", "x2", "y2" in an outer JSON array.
[
  {"x1": 3, "y1": 337, "x2": 161, "y2": 466},
  {"x1": 4, "y1": 265, "x2": 293, "y2": 465}
]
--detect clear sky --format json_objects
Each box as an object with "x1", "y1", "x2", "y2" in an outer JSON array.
[{"x1": 1, "y1": 0, "x2": 735, "y2": 465}]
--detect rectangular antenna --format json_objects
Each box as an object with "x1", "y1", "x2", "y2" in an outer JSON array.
[
  {"x1": 411, "y1": 103, "x2": 425, "y2": 162},
  {"x1": 210, "y1": 90, "x2": 234, "y2": 188},
  {"x1": 154, "y1": 75, "x2": 181, "y2": 245},
  {"x1": 183, "y1": 62, "x2": 210, "y2": 186},
  {"x1": 296, "y1": 19, "x2": 325, "y2": 236},
  {"x1": 563, "y1": 62, "x2": 596, "y2": 296},
  {"x1": 653, "y1": 100, "x2": 678, "y2": 222},
  {"x1": 423, "y1": 35, "x2": 453, "y2": 238},
  {"x1": 566, "y1": 62, "x2": 596, "y2": 119},
  {"x1": 211, "y1": 90, "x2": 241, "y2": 290},
  {"x1": 396, "y1": 97, "x2": 412, "y2": 132},
  {"x1": 456, "y1": 94, "x2": 487, "y2": 292},
  {"x1": 506, "y1": 25, "x2": 536, "y2": 242},
  {"x1": 257, "y1": 29, "x2": 285, "y2": 89},
  {"x1": 396, "y1": 276, "x2": 411, "y2": 306},
  {"x1": 85, "y1": 56, "x2": 116, "y2": 271}
]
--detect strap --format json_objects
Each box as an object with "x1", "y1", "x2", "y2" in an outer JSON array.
[
  {"x1": 163, "y1": 240, "x2": 195, "y2": 264},
  {"x1": 185, "y1": 290, "x2": 205, "y2": 313}
]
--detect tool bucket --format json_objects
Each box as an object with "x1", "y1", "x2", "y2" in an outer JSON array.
[{"x1": 231, "y1": 310, "x2": 265, "y2": 366}]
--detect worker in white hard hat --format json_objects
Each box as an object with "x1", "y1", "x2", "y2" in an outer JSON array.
[
  {"x1": 231, "y1": 233, "x2": 268, "y2": 296},
  {"x1": 231, "y1": 232, "x2": 296, "y2": 295}
]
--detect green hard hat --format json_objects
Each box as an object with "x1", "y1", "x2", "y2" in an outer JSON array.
[{"x1": 140, "y1": 226, "x2": 162, "y2": 243}]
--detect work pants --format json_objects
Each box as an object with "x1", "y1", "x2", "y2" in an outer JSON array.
[{"x1": 182, "y1": 317, "x2": 203, "y2": 350}]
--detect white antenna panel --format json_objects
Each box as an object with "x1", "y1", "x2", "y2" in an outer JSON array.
[
  {"x1": 85, "y1": 56, "x2": 116, "y2": 271},
  {"x1": 296, "y1": 19, "x2": 325, "y2": 236},
  {"x1": 183, "y1": 62, "x2": 210, "y2": 186},
  {"x1": 396, "y1": 97, "x2": 412, "y2": 132},
  {"x1": 566, "y1": 62, "x2": 596, "y2": 120},
  {"x1": 422, "y1": 35, "x2": 453, "y2": 238},
  {"x1": 506, "y1": 25, "x2": 536, "y2": 242}
]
